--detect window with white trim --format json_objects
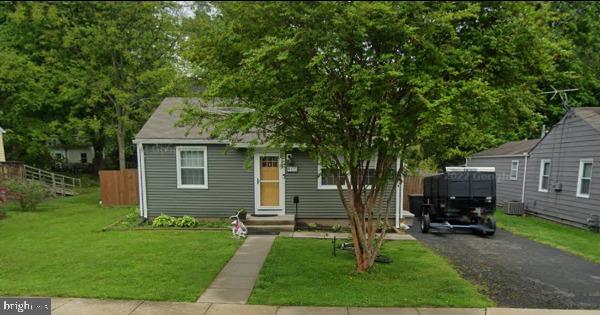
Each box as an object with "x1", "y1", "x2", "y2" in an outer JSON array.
[
  {"x1": 317, "y1": 160, "x2": 376, "y2": 189},
  {"x1": 510, "y1": 160, "x2": 519, "y2": 180},
  {"x1": 176, "y1": 146, "x2": 208, "y2": 189},
  {"x1": 538, "y1": 159, "x2": 551, "y2": 192},
  {"x1": 576, "y1": 159, "x2": 593, "y2": 198}
]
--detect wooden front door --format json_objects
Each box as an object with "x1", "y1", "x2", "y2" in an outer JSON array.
[
  {"x1": 260, "y1": 156, "x2": 280, "y2": 207},
  {"x1": 254, "y1": 154, "x2": 284, "y2": 214}
]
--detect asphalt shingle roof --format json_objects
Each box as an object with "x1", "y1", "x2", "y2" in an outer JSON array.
[
  {"x1": 573, "y1": 107, "x2": 600, "y2": 134},
  {"x1": 135, "y1": 97, "x2": 257, "y2": 143},
  {"x1": 472, "y1": 139, "x2": 541, "y2": 157}
]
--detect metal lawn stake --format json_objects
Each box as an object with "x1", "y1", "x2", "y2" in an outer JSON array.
[{"x1": 230, "y1": 210, "x2": 247, "y2": 239}]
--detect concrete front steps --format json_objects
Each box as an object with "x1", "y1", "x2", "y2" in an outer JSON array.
[{"x1": 245, "y1": 214, "x2": 295, "y2": 234}]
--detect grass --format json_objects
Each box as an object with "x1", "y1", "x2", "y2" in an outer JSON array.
[
  {"x1": 103, "y1": 211, "x2": 231, "y2": 231},
  {"x1": 0, "y1": 191, "x2": 242, "y2": 301},
  {"x1": 496, "y1": 211, "x2": 600, "y2": 264},
  {"x1": 248, "y1": 238, "x2": 493, "y2": 307}
]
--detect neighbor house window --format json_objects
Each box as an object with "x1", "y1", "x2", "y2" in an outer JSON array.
[
  {"x1": 510, "y1": 160, "x2": 519, "y2": 180},
  {"x1": 176, "y1": 146, "x2": 208, "y2": 189},
  {"x1": 577, "y1": 159, "x2": 593, "y2": 198},
  {"x1": 538, "y1": 159, "x2": 551, "y2": 192},
  {"x1": 81, "y1": 153, "x2": 88, "y2": 164}
]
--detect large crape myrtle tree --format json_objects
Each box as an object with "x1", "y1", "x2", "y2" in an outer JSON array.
[{"x1": 183, "y1": 2, "x2": 561, "y2": 272}]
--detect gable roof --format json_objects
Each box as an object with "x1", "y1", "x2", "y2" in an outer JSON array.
[
  {"x1": 134, "y1": 97, "x2": 257, "y2": 143},
  {"x1": 573, "y1": 107, "x2": 600, "y2": 134},
  {"x1": 472, "y1": 139, "x2": 540, "y2": 157}
]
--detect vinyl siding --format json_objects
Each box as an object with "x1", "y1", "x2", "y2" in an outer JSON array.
[
  {"x1": 467, "y1": 155, "x2": 526, "y2": 204},
  {"x1": 285, "y1": 151, "x2": 397, "y2": 219},
  {"x1": 524, "y1": 113, "x2": 600, "y2": 227},
  {"x1": 142, "y1": 145, "x2": 397, "y2": 219},
  {"x1": 143, "y1": 144, "x2": 254, "y2": 217}
]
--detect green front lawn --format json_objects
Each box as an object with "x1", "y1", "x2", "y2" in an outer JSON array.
[
  {"x1": 0, "y1": 191, "x2": 242, "y2": 301},
  {"x1": 248, "y1": 238, "x2": 493, "y2": 307},
  {"x1": 496, "y1": 212, "x2": 600, "y2": 264}
]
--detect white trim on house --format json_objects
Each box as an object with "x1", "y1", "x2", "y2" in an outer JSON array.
[
  {"x1": 137, "y1": 143, "x2": 148, "y2": 218},
  {"x1": 538, "y1": 159, "x2": 551, "y2": 192},
  {"x1": 510, "y1": 160, "x2": 519, "y2": 180},
  {"x1": 576, "y1": 159, "x2": 593, "y2": 199},
  {"x1": 176, "y1": 146, "x2": 208, "y2": 189},
  {"x1": 254, "y1": 152, "x2": 285, "y2": 215}
]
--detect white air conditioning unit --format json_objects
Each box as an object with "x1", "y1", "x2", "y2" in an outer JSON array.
[{"x1": 505, "y1": 201, "x2": 525, "y2": 216}]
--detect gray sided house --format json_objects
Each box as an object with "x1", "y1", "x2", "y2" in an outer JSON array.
[
  {"x1": 134, "y1": 98, "x2": 407, "y2": 225},
  {"x1": 468, "y1": 107, "x2": 600, "y2": 228},
  {"x1": 466, "y1": 139, "x2": 540, "y2": 205}
]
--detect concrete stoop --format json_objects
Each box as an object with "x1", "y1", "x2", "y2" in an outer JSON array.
[{"x1": 245, "y1": 214, "x2": 295, "y2": 234}]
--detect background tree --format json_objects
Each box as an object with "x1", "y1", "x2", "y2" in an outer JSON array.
[
  {"x1": 184, "y1": 1, "x2": 566, "y2": 271},
  {"x1": 0, "y1": 2, "x2": 190, "y2": 170}
]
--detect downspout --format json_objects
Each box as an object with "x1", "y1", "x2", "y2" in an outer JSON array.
[
  {"x1": 521, "y1": 153, "x2": 528, "y2": 203},
  {"x1": 136, "y1": 143, "x2": 144, "y2": 217},
  {"x1": 395, "y1": 158, "x2": 401, "y2": 228}
]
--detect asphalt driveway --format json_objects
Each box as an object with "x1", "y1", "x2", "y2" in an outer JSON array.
[{"x1": 408, "y1": 223, "x2": 600, "y2": 309}]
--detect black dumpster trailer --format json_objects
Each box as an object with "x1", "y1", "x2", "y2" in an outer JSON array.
[{"x1": 420, "y1": 167, "x2": 497, "y2": 235}]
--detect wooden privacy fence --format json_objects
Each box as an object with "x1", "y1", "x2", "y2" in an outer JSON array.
[
  {"x1": 99, "y1": 169, "x2": 139, "y2": 206},
  {"x1": 402, "y1": 175, "x2": 426, "y2": 211}
]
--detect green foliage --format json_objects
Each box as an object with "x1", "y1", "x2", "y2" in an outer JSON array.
[
  {"x1": 151, "y1": 213, "x2": 177, "y2": 228},
  {"x1": 307, "y1": 222, "x2": 318, "y2": 231},
  {"x1": 0, "y1": 2, "x2": 191, "y2": 168},
  {"x1": 4, "y1": 179, "x2": 50, "y2": 211},
  {"x1": 174, "y1": 215, "x2": 199, "y2": 228},
  {"x1": 331, "y1": 224, "x2": 342, "y2": 232}
]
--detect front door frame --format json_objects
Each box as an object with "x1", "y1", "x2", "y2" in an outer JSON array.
[{"x1": 254, "y1": 152, "x2": 285, "y2": 215}]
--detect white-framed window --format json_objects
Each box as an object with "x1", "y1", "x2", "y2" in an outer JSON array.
[
  {"x1": 510, "y1": 160, "x2": 519, "y2": 180},
  {"x1": 176, "y1": 146, "x2": 208, "y2": 189},
  {"x1": 317, "y1": 161, "x2": 376, "y2": 190},
  {"x1": 538, "y1": 159, "x2": 551, "y2": 192},
  {"x1": 576, "y1": 159, "x2": 593, "y2": 198},
  {"x1": 317, "y1": 163, "x2": 347, "y2": 190}
]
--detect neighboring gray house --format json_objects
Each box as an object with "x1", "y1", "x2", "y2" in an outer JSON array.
[
  {"x1": 467, "y1": 139, "x2": 540, "y2": 205},
  {"x1": 468, "y1": 107, "x2": 600, "y2": 228},
  {"x1": 134, "y1": 98, "x2": 407, "y2": 226},
  {"x1": 524, "y1": 107, "x2": 600, "y2": 228}
]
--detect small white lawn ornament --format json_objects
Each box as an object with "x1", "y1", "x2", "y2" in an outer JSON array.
[{"x1": 230, "y1": 210, "x2": 248, "y2": 239}]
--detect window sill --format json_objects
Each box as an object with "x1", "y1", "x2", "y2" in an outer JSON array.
[
  {"x1": 177, "y1": 185, "x2": 208, "y2": 189},
  {"x1": 576, "y1": 193, "x2": 590, "y2": 199}
]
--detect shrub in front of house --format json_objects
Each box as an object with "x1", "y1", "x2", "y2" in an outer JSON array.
[
  {"x1": 4, "y1": 179, "x2": 50, "y2": 211},
  {"x1": 152, "y1": 214, "x2": 177, "y2": 227},
  {"x1": 175, "y1": 215, "x2": 199, "y2": 228},
  {"x1": 332, "y1": 224, "x2": 342, "y2": 232}
]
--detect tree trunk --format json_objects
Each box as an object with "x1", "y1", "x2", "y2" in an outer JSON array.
[
  {"x1": 116, "y1": 119, "x2": 126, "y2": 171},
  {"x1": 92, "y1": 141, "x2": 105, "y2": 173}
]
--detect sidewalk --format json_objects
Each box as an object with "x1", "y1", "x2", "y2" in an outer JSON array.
[
  {"x1": 197, "y1": 235, "x2": 276, "y2": 304},
  {"x1": 49, "y1": 298, "x2": 600, "y2": 315}
]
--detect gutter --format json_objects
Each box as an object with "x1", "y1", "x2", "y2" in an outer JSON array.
[{"x1": 470, "y1": 153, "x2": 530, "y2": 159}]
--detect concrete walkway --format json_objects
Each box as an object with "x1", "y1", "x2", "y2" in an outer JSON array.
[
  {"x1": 197, "y1": 235, "x2": 276, "y2": 304},
  {"x1": 280, "y1": 231, "x2": 415, "y2": 240},
  {"x1": 49, "y1": 298, "x2": 600, "y2": 315}
]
